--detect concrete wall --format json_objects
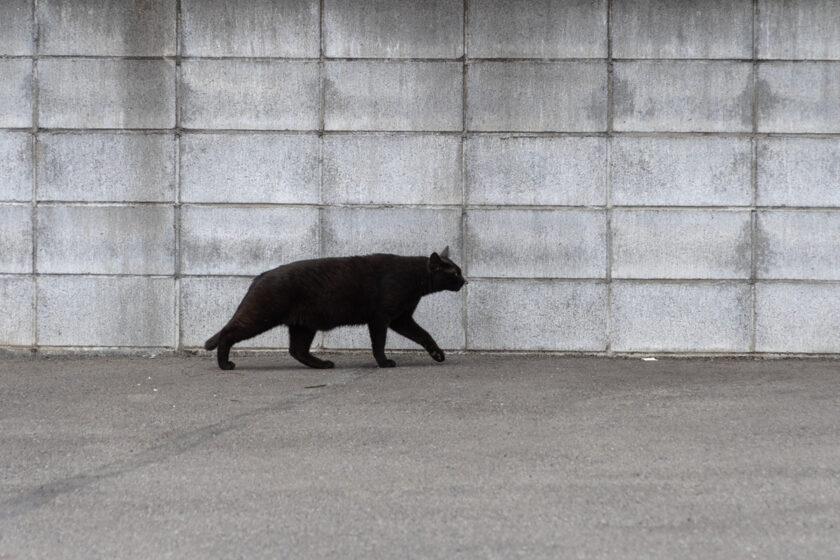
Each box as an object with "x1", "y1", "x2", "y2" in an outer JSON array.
[{"x1": 2, "y1": 0, "x2": 840, "y2": 355}]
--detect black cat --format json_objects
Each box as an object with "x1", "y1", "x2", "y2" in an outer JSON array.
[{"x1": 205, "y1": 247, "x2": 466, "y2": 370}]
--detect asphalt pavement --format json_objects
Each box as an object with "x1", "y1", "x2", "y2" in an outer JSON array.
[{"x1": 1, "y1": 352, "x2": 839, "y2": 559}]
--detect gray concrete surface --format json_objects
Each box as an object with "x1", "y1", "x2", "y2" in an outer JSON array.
[
  {"x1": 2, "y1": 354, "x2": 839, "y2": 559},
  {"x1": 4, "y1": 0, "x2": 840, "y2": 355}
]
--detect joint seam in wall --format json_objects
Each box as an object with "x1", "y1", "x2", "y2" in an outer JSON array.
[
  {"x1": 605, "y1": 0, "x2": 613, "y2": 355},
  {"x1": 749, "y1": 0, "x2": 759, "y2": 353},
  {"x1": 173, "y1": 0, "x2": 182, "y2": 351},
  {"x1": 460, "y1": 0, "x2": 469, "y2": 350},
  {"x1": 30, "y1": 0, "x2": 39, "y2": 350}
]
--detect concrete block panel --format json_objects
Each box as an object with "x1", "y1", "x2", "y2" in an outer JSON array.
[
  {"x1": 467, "y1": 61, "x2": 607, "y2": 132},
  {"x1": 181, "y1": 134, "x2": 319, "y2": 204},
  {"x1": 757, "y1": 138, "x2": 840, "y2": 207},
  {"x1": 0, "y1": 132, "x2": 32, "y2": 202},
  {"x1": 0, "y1": 277, "x2": 33, "y2": 346},
  {"x1": 0, "y1": 205, "x2": 32, "y2": 273},
  {"x1": 322, "y1": 207, "x2": 461, "y2": 258},
  {"x1": 611, "y1": 281, "x2": 750, "y2": 352},
  {"x1": 0, "y1": 59, "x2": 32, "y2": 128},
  {"x1": 39, "y1": 59, "x2": 175, "y2": 129},
  {"x1": 37, "y1": 276, "x2": 174, "y2": 347},
  {"x1": 37, "y1": 205, "x2": 174, "y2": 275},
  {"x1": 0, "y1": 0, "x2": 32, "y2": 55},
  {"x1": 324, "y1": 0, "x2": 462, "y2": 58},
  {"x1": 324, "y1": 62, "x2": 462, "y2": 131},
  {"x1": 756, "y1": 211, "x2": 840, "y2": 280},
  {"x1": 466, "y1": 209, "x2": 606, "y2": 278},
  {"x1": 466, "y1": 136, "x2": 606, "y2": 206},
  {"x1": 612, "y1": 209, "x2": 751, "y2": 279},
  {"x1": 323, "y1": 291, "x2": 464, "y2": 350},
  {"x1": 467, "y1": 280, "x2": 607, "y2": 350},
  {"x1": 181, "y1": 206, "x2": 319, "y2": 275},
  {"x1": 181, "y1": 0, "x2": 318, "y2": 57},
  {"x1": 181, "y1": 61, "x2": 319, "y2": 131},
  {"x1": 757, "y1": 0, "x2": 840, "y2": 60},
  {"x1": 613, "y1": 61, "x2": 752, "y2": 132},
  {"x1": 38, "y1": 133, "x2": 175, "y2": 202},
  {"x1": 611, "y1": 0, "x2": 752, "y2": 59},
  {"x1": 37, "y1": 0, "x2": 175, "y2": 56},
  {"x1": 323, "y1": 134, "x2": 461, "y2": 205},
  {"x1": 757, "y1": 63, "x2": 840, "y2": 133},
  {"x1": 467, "y1": 0, "x2": 607, "y2": 58},
  {"x1": 756, "y1": 283, "x2": 840, "y2": 353},
  {"x1": 180, "y1": 277, "x2": 288, "y2": 349},
  {"x1": 611, "y1": 137, "x2": 752, "y2": 206}
]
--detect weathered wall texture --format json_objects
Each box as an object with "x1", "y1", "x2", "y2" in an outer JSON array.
[{"x1": 2, "y1": 0, "x2": 840, "y2": 354}]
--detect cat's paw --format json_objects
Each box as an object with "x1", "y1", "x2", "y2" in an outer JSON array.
[
  {"x1": 378, "y1": 359, "x2": 396, "y2": 368},
  {"x1": 319, "y1": 360, "x2": 335, "y2": 369},
  {"x1": 429, "y1": 348, "x2": 445, "y2": 362},
  {"x1": 219, "y1": 361, "x2": 236, "y2": 371}
]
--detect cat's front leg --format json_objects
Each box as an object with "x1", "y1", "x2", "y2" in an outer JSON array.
[
  {"x1": 368, "y1": 320, "x2": 396, "y2": 367},
  {"x1": 390, "y1": 315, "x2": 445, "y2": 362}
]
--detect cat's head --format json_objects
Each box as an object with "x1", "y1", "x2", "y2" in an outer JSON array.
[{"x1": 429, "y1": 246, "x2": 467, "y2": 292}]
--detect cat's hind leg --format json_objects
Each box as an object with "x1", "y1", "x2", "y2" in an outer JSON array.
[
  {"x1": 289, "y1": 325, "x2": 334, "y2": 369},
  {"x1": 215, "y1": 318, "x2": 280, "y2": 370}
]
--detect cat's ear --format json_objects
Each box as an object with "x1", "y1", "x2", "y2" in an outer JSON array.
[
  {"x1": 429, "y1": 252, "x2": 442, "y2": 270},
  {"x1": 440, "y1": 246, "x2": 450, "y2": 259}
]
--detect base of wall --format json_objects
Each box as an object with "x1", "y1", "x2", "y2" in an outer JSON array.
[{"x1": 5, "y1": 346, "x2": 840, "y2": 361}]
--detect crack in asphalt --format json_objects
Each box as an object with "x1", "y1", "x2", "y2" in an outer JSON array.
[{"x1": 0, "y1": 367, "x2": 371, "y2": 521}]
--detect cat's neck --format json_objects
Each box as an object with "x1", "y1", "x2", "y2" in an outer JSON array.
[{"x1": 404, "y1": 256, "x2": 437, "y2": 296}]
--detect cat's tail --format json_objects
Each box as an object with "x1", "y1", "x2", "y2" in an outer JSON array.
[{"x1": 204, "y1": 330, "x2": 223, "y2": 351}]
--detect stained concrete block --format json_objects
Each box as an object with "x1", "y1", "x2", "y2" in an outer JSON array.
[
  {"x1": 466, "y1": 136, "x2": 606, "y2": 206},
  {"x1": 181, "y1": 61, "x2": 319, "y2": 131},
  {"x1": 757, "y1": 0, "x2": 840, "y2": 60},
  {"x1": 181, "y1": 134, "x2": 319, "y2": 204},
  {"x1": 466, "y1": 209, "x2": 606, "y2": 278},
  {"x1": 181, "y1": 0, "x2": 318, "y2": 57},
  {"x1": 325, "y1": 62, "x2": 462, "y2": 131},
  {"x1": 37, "y1": 0, "x2": 175, "y2": 56},
  {"x1": 39, "y1": 59, "x2": 175, "y2": 129},
  {"x1": 610, "y1": 137, "x2": 752, "y2": 206},
  {"x1": 180, "y1": 277, "x2": 289, "y2": 349},
  {"x1": 467, "y1": 62, "x2": 607, "y2": 132},
  {"x1": 467, "y1": 280, "x2": 607, "y2": 350},
  {"x1": 467, "y1": 0, "x2": 606, "y2": 58},
  {"x1": 757, "y1": 138, "x2": 840, "y2": 207},
  {"x1": 0, "y1": 276, "x2": 33, "y2": 346},
  {"x1": 613, "y1": 61, "x2": 752, "y2": 132},
  {"x1": 612, "y1": 209, "x2": 751, "y2": 279},
  {"x1": 757, "y1": 63, "x2": 840, "y2": 133},
  {"x1": 0, "y1": 132, "x2": 32, "y2": 202},
  {"x1": 611, "y1": 0, "x2": 752, "y2": 59},
  {"x1": 322, "y1": 207, "x2": 461, "y2": 258},
  {"x1": 323, "y1": 134, "x2": 461, "y2": 205},
  {"x1": 756, "y1": 283, "x2": 840, "y2": 353},
  {"x1": 0, "y1": 0, "x2": 32, "y2": 55},
  {"x1": 37, "y1": 276, "x2": 174, "y2": 347},
  {"x1": 37, "y1": 133, "x2": 175, "y2": 202},
  {"x1": 0, "y1": 205, "x2": 32, "y2": 273},
  {"x1": 36, "y1": 205, "x2": 174, "y2": 275},
  {"x1": 756, "y1": 211, "x2": 840, "y2": 280},
  {"x1": 180, "y1": 206, "x2": 319, "y2": 275},
  {"x1": 611, "y1": 281, "x2": 750, "y2": 352},
  {"x1": 324, "y1": 0, "x2": 462, "y2": 58},
  {"x1": 0, "y1": 59, "x2": 32, "y2": 128},
  {"x1": 322, "y1": 291, "x2": 464, "y2": 350}
]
